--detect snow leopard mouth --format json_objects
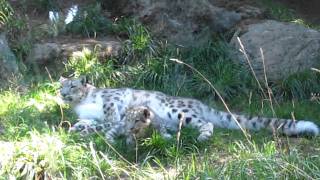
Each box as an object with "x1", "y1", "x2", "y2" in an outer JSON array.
[{"x1": 62, "y1": 96, "x2": 73, "y2": 102}]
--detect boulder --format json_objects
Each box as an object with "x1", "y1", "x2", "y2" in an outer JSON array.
[
  {"x1": 23, "y1": 37, "x2": 121, "y2": 76},
  {"x1": 0, "y1": 33, "x2": 21, "y2": 84},
  {"x1": 230, "y1": 20, "x2": 320, "y2": 81},
  {"x1": 106, "y1": 0, "x2": 247, "y2": 47},
  {"x1": 26, "y1": 43, "x2": 61, "y2": 65},
  {"x1": 59, "y1": 37, "x2": 121, "y2": 60}
]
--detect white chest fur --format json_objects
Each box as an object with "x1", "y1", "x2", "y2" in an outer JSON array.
[{"x1": 74, "y1": 94, "x2": 104, "y2": 120}]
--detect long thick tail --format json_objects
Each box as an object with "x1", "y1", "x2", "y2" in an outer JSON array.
[{"x1": 209, "y1": 110, "x2": 319, "y2": 137}]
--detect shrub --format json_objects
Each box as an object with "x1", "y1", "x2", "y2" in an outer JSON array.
[
  {"x1": 66, "y1": 3, "x2": 111, "y2": 37},
  {"x1": 65, "y1": 47, "x2": 126, "y2": 87},
  {"x1": 0, "y1": 0, "x2": 13, "y2": 30}
]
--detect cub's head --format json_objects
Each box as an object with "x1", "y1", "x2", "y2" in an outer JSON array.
[
  {"x1": 59, "y1": 76, "x2": 89, "y2": 104},
  {"x1": 126, "y1": 107, "x2": 153, "y2": 135}
]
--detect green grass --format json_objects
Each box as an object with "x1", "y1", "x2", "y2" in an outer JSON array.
[
  {"x1": 1, "y1": 13, "x2": 320, "y2": 179},
  {"x1": 0, "y1": 0, "x2": 13, "y2": 29},
  {"x1": 66, "y1": 3, "x2": 112, "y2": 37},
  {"x1": 259, "y1": 0, "x2": 320, "y2": 30},
  {"x1": 1, "y1": 85, "x2": 319, "y2": 179}
]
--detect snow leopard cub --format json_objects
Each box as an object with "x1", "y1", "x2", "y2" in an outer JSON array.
[
  {"x1": 119, "y1": 106, "x2": 185, "y2": 145},
  {"x1": 121, "y1": 106, "x2": 153, "y2": 145}
]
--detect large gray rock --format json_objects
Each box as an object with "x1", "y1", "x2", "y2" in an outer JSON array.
[
  {"x1": 230, "y1": 20, "x2": 320, "y2": 81},
  {"x1": 59, "y1": 37, "x2": 121, "y2": 60},
  {"x1": 24, "y1": 38, "x2": 121, "y2": 76},
  {"x1": 26, "y1": 43, "x2": 61, "y2": 65},
  {"x1": 0, "y1": 33, "x2": 21, "y2": 84},
  {"x1": 106, "y1": 0, "x2": 246, "y2": 47}
]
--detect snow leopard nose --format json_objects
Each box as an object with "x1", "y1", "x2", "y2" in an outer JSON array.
[{"x1": 60, "y1": 92, "x2": 67, "y2": 97}]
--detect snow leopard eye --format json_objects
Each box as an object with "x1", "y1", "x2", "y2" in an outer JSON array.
[{"x1": 70, "y1": 82, "x2": 76, "y2": 89}]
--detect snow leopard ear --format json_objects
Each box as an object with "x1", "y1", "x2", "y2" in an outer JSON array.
[
  {"x1": 79, "y1": 76, "x2": 88, "y2": 85},
  {"x1": 59, "y1": 76, "x2": 68, "y2": 83},
  {"x1": 143, "y1": 109, "x2": 151, "y2": 118}
]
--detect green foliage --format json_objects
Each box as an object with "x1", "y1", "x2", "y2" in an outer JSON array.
[
  {"x1": 114, "y1": 19, "x2": 156, "y2": 63},
  {"x1": 127, "y1": 21, "x2": 153, "y2": 52},
  {"x1": 66, "y1": 3, "x2": 111, "y2": 37},
  {"x1": 33, "y1": 0, "x2": 57, "y2": 11},
  {"x1": 0, "y1": 0, "x2": 13, "y2": 29},
  {"x1": 182, "y1": 40, "x2": 257, "y2": 100},
  {"x1": 272, "y1": 70, "x2": 320, "y2": 100},
  {"x1": 259, "y1": 0, "x2": 320, "y2": 30},
  {"x1": 17, "y1": 0, "x2": 58, "y2": 12},
  {"x1": 260, "y1": 0, "x2": 295, "y2": 22},
  {"x1": 64, "y1": 47, "x2": 126, "y2": 87},
  {"x1": 0, "y1": 1, "x2": 32, "y2": 63}
]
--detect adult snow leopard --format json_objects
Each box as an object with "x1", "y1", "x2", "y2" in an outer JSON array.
[{"x1": 59, "y1": 76, "x2": 319, "y2": 142}]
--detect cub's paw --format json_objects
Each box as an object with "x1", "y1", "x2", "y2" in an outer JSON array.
[
  {"x1": 197, "y1": 132, "x2": 213, "y2": 142},
  {"x1": 197, "y1": 122, "x2": 214, "y2": 142},
  {"x1": 69, "y1": 119, "x2": 97, "y2": 136},
  {"x1": 105, "y1": 134, "x2": 116, "y2": 144}
]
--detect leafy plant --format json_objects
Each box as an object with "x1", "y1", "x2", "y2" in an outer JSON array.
[
  {"x1": 66, "y1": 3, "x2": 111, "y2": 37},
  {"x1": 259, "y1": 0, "x2": 296, "y2": 22},
  {"x1": 16, "y1": 0, "x2": 58, "y2": 13},
  {"x1": 0, "y1": 1, "x2": 32, "y2": 65},
  {"x1": 271, "y1": 70, "x2": 320, "y2": 100},
  {"x1": 0, "y1": 0, "x2": 13, "y2": 29},
  {"x1": 65, "y1": 47, "x2": 126, "y2": 87},
  {"x1": 259, "y1": 0, "x2": 320, "y2": 30}
]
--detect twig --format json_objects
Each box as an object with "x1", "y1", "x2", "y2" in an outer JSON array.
[
  {"x1": 260, "y1": 48, "x2": 276, "y2": 117},
  {"x1": 237, "y1": 37, "x2": 267, "y2": 99},
  {"x1": 45, "y1": 66, "x2": 53, "y2": 82},
  {"x1": 134, "y1": 134, "x2": 138, "y2": 164}
]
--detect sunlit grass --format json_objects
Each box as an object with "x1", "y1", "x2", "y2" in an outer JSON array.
[{"x1": 1, "y1": 82, "x2": 320, "y2": 179}]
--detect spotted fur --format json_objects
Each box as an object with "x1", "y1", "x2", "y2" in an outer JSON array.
[
  {"x1": 121, "y1": 106, "x2": 154, "y2": 145},
  {"x1": 59, "y1": 77, "x2": 319, "y2": 143}
]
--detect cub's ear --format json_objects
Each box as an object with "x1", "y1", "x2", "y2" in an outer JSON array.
[
  {"x1": 59, "y1": 76, "x2": 68, "y2": 83},
  {"x1": 79, "y1": 76, "x2": 88, "y2": 85},
  {"x1": 143, "y1": 109, "x2": 151, "y2": 118}
]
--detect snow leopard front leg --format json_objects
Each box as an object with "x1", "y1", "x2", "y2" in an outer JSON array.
[
  {"x1": 188, "y1": 118, "x2": 214, "y2": 141},
  {"x1": 102, "y1": 102, "x2": 126, "y2": 143},
  {"x1": 70, "y1": 119, "x2": 111, "y2": 136}
]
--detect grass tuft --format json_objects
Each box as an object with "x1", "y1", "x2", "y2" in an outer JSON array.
[{"x1": 66, "y1": 3, "x2": 111, "y2": 37}]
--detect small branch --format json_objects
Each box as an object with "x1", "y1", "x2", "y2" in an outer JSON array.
[
  {"x1": 237, "y1": 37, "x2": 267, "y2": 99},
  {"x1": 260, "y1": 48, "x2": 276, "y2": 117}
]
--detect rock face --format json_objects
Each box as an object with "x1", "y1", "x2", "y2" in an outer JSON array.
[
  {"x1": 59, "y1": 37, "x2": 121, "y2": 60},
  {"x1": 106, "y1": 0, "x2": 258, "y2": 47},
  {"x1": 0, "y1": 33, "x2": 21, "y2": 84},
  {"x1": 24, "y1": 37, "x2": 121, "y2": 75},
  {"x1": 26, "y1": 43, "x2": 61, "y2": 65},
  {"x1": 230, "y1": 20, "x2": 320, "y2": 81}
]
